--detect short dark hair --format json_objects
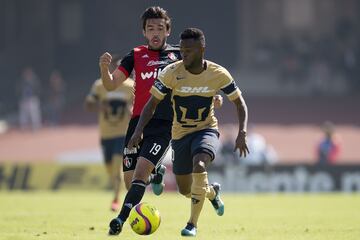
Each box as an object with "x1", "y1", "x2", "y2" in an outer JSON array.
[
  {"x1": 180, "y1": 28, "x2": 206, "y2": 47},
  {"x1": 141, "y1": 6, "x2": 171, "y2": 30}
]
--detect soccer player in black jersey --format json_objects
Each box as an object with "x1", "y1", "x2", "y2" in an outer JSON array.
[
  {"x1": 128, "y1": 28, "x2": 249, "y2": 236},
  {"x1": 100, "y1": 6, "x2": 178, "y2": 235}
]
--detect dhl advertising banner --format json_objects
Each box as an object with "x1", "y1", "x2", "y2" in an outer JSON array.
[
  {"x1": 0, "y1": 163, "x2": 178, "y2": 191},
  {"x1": 0, "y1": 164, "x2": 110, "y2": 190}
]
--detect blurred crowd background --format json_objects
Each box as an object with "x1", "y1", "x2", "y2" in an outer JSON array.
[
  {"x1": 0, "y1": 0, "x2": 359, "y2": 191},
  {"x1": 1, "y1": 1, "x2": 359, "y2": 111}
]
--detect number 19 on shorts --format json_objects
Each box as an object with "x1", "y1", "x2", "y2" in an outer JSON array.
[{"x1": 149, "y1": 143, "x2": 161, "y2": 155}]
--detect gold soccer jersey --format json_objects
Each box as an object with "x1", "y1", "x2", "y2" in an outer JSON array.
[
  {"x1": 87, "y1": 79, "x2": 134, "y2": 139},
  {"x1": 150, "y1": 60, "x2": 241, "y2": 140}
]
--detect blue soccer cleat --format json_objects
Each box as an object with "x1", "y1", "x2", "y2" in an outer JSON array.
[
  {"x1": 108, "y1": 217, "x2": 123, "y2": 235},
  {"x1": 181, "y1": 222, "x2": 197, "y2": 237},
  {"x1": 151, "y1": 165, "x2": 166, "y2": 196},
  {"x1": 209, "y1": 182, "x2": 224, "y2": 216}
]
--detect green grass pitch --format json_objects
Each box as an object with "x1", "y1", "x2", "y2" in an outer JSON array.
[{"x1": 0, "y1": 191, "x2": 359, "y2": 239}]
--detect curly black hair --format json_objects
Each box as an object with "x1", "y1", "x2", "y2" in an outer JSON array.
[{"x1": 180, "y1": 28, "x2": 205, "y2": 47}]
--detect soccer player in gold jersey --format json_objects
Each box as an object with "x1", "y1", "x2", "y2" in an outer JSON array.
[
  {"x1": 128, "y1": 28, "x2": 249, "y2": 236},
  {"x1": 85, "y1": 56, "x2": 134, "y2": 211},
  {"x1": 102, "y1": 7, "x2": 224, "y2": 236}
]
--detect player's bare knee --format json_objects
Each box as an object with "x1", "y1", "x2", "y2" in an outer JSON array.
[
  {"x1": 178, "y1": 186, "x2": 191, "y2": 197},
  {"x1": 193, "y1": 153, "x2": 211, "y2": 173},
  {"x1": 193, "y1": 161, "x2": 206, "y2": 173}
]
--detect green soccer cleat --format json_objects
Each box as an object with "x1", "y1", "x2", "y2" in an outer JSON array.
[
  {"x1": 151, "y1": 165, "x2": 166, "y2": 196},
  {"x1": 209, "y1": 182, "x2": 224, "y2": 216},
  {"x1": 108, "y1": 218, "x2": 123, "y2": 235},
  {"x1": 181, "y1": 222, "x2": 197, "y2": 237}
]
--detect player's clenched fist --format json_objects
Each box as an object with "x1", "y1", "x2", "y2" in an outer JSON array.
[{"x1": 99, "y1": 52, "x2": 112, "y2": 71}]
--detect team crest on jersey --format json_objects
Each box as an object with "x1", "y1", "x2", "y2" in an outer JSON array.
[
  {"x1": 168, "y1": 52, "x2": 177, "y2": 61},
  {"x1": 124, "y1": 157, "x2": 133, "y2": 168}
]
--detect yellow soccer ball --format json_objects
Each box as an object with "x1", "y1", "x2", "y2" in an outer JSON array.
[{"x1": 128, "y1": 202, "x2": 161, "y2": 235}]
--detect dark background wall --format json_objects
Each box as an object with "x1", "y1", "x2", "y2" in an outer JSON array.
[{"x1": 0, "y1": 0, "x2": 359, "y2": 125}]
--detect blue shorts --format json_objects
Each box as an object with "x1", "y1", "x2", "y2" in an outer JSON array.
[
  {"x1": 171, "y1": 129, "x2": 220, "y2": 175},
  {"x1": 101, "y1": 136, "x2": 126, "y2": 164}
]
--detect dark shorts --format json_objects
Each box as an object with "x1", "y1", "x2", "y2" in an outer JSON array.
[
  {"x1": 101, "y1": 136, "x2": 126, "y2": 164},
  {"x1": 123, "y1": 117, "x2": 171, "y2": 172},
  {"x1": 172, "y1": 129, "x2": 220, "y2": 175}
]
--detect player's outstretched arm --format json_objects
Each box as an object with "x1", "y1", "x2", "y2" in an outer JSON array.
[
  {"x1": 232, "y1": 95, "x2": 249, "y2": 157},
  {"x1": 127, "y1": 96, "x2": 162, "y2": 148},
  {"x1": 99, "y1": 52, "x2": 127, "y2": 91}
]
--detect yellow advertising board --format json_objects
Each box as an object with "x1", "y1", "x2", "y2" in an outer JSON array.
[{"x1": 0, "y1": 163, "x2": 109, "y2": 190}]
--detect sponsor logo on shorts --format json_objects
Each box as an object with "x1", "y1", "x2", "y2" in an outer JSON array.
[{"x1": 124, "y1": 147, "x2": 138, "y2": 155}]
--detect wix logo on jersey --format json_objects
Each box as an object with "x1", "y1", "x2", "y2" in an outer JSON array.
[
  {"x1": 141, "y1": 68, "x2": 163, "y2": 80},
  {"x1": 177, "y1": 86, "x2": 214, "y2": 93}
]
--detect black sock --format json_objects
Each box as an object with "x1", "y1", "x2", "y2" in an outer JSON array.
[{"x1": 117, "y1": 180, "x2": 146, "y2": 222}]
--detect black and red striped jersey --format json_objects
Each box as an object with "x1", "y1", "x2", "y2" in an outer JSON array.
[{"x1": 118, "y1": 44, "x2": 181, "y2": 121}]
